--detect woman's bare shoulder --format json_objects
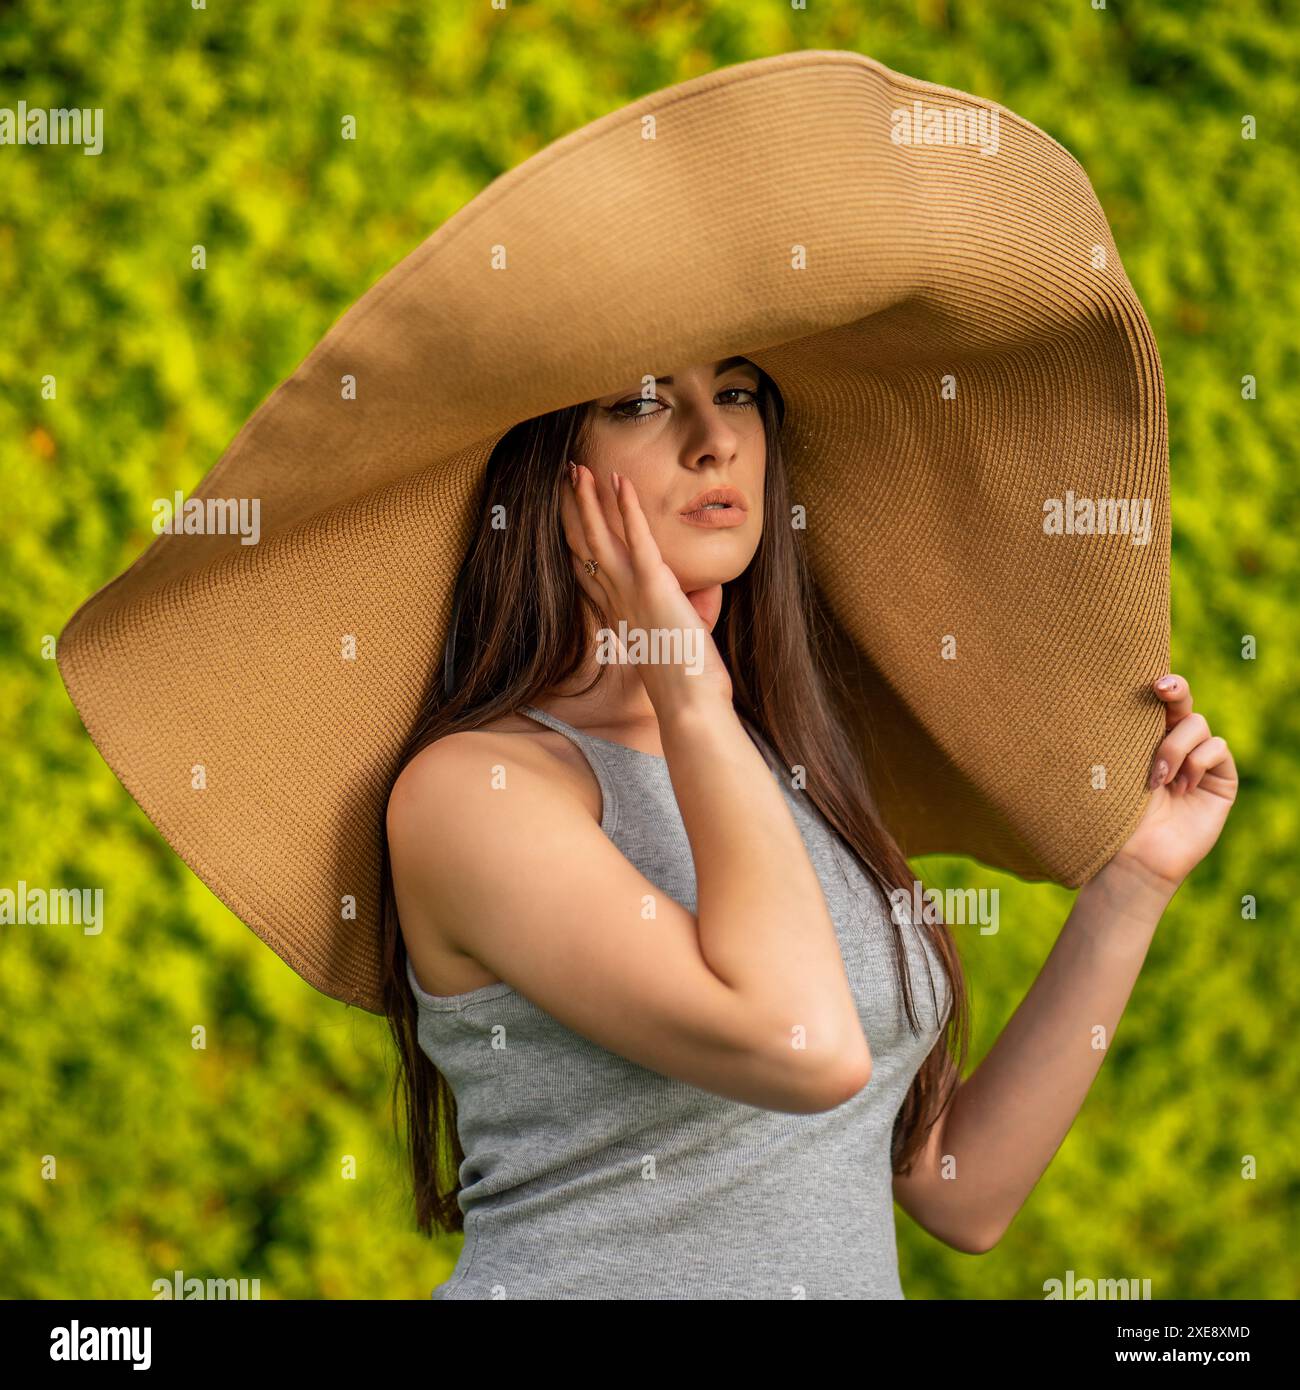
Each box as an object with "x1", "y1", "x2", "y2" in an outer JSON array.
[
  {"x1": 386, "y1": 711, "x2": 598, "y2": 839},
  {"x1": 387, "y1": 714, "x2": 597, "y2": 994}
]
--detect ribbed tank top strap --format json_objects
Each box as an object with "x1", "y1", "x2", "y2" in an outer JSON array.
[{"x1": 517, "y1": 705, "x2": 624, "y2": 840}]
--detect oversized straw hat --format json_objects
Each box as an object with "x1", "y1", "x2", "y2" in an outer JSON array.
[{"x1": 57, "y1": 49, "x2": 1169, "y2": 1013}]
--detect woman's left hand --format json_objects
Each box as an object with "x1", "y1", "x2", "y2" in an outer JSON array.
[{"x1": 1109, "y1": 673, "x2": 1239, "y2": 892}]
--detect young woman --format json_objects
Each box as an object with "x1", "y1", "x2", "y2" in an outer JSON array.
[{"x1": 382, "y1": 356, "x2": 1236, "y2": 1300}]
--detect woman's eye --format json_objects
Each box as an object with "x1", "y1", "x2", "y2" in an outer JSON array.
[
  {"x1": 607, "y1": 387, "x2": 758, "y2": 423},
  {"x1": 609, "y1": 397, "x2": 663, "y2": 423}
]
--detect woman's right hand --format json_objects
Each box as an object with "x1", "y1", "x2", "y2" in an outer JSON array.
[{"x1": 560, "y1": 460, "x2": 734, "y2": 712}]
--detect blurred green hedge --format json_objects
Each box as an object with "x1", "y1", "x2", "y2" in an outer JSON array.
[{"x1": 1, "y1": 0, "x2": 1296, "y2": 1299}]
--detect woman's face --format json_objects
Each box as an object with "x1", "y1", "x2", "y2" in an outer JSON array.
[{"x1": 575, "y1": 356, "x2": 766, "y2": 595}]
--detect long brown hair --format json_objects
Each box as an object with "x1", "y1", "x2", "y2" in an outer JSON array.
[{"x1": 379, "y1": 369, "x2": 970, "y2": 1237}]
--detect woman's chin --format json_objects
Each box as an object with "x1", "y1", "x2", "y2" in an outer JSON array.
[
  {"x1": 663, "y1": 547, "x2": 758, "y2": 596},
  {"x1": 671, "y1": 570, "x2": 744, "y2": 596}
]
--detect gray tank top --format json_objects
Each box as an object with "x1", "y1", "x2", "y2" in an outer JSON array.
[{"x1": 407, "y1": 703, "x2": 952, "y2": 1299}]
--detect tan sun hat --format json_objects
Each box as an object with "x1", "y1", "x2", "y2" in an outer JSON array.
[{"x1": 56, "y1": 48, "x2": 1169, "y2": 1014}]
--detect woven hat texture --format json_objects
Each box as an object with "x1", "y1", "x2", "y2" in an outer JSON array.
[{"x1": 57, "y1": 49, "x2": 1170, "y2": 1012}]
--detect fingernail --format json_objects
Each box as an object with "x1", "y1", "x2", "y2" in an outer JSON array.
[
  {"x1": 1149, "y1": 759, "x2": 1168, "y2": 790},
  {"x1": 612, "y1": 471, "x2": 621, "y2": 495},
  {"x1": 1156, "y1": 676, "x2": 1177, "y2": 691}
]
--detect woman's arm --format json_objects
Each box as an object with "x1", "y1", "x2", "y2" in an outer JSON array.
[
  {"x1": 390, "y1": 700, "x2": 872, "y2": 1115},
  {"x1": 893, "y1": 673, "x2": 1237, "y2": 1254},
  {"x1": 893, "y1": 856, "x2": 1174, "y2": 1254},
  {"x1": 658, "y1": 695, "x2": 876, "y2": 1089}
]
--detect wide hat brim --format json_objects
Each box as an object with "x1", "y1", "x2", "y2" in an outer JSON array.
[{"x1": 57, "y1": 49, "x2": 1169, "y2": 1014}]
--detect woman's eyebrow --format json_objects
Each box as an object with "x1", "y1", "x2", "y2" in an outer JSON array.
[
  {"x1": 652, "y1": 357, "x2": 756, "y2": 385},
  {"x1": 599, "y1": 358, "x2": 758, "y2": 398}
]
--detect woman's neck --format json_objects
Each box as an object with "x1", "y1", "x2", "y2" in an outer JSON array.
[{"x1": 539, "y1": 585, "x2": 724, "y2": 734}]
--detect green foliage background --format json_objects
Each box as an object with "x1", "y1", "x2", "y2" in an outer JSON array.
[{"x1": 1, "y1": 0, "x2": 1296, "y2": 1299}]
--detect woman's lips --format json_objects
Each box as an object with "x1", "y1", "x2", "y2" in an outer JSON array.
[{"x1": 678, "y1": 505, "x2": 748, "y2": 528}]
